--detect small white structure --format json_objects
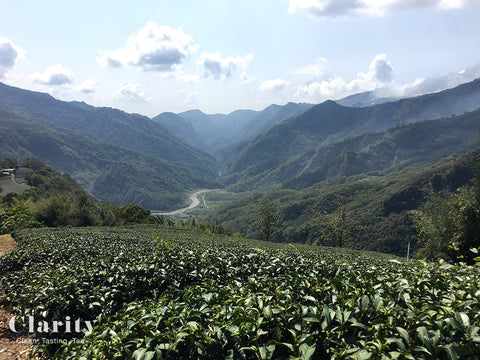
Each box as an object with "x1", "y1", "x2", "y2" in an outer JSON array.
[{"x1": 1, "y1": 169, "x2": 14, "y2": 176}]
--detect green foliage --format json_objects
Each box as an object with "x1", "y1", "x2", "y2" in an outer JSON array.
[
  {"x1": 413, "y1": 148, "x2": 480, "y2": 263},
  {"x1": 250, "y1": 199, "x2": 283, "y2": 241},
  {"x1": 413, "y1": 186, "x2": 480, "y2": 264},
  {"x1": 0, "y1": 205, "x2": 42, "y2": 234},
  {"x1": 0, "y1": 158, "x2": 18, "y2": 168},
  {"x1": 119, "y1": 203, "x2": 151, "y2": 224},
  {"x1": 0, "y1": 227, "x2": 479, "y2": 359},
  {"x1": 314, "y1": 195, "x2": 363, "y2": 247},
  {"x1": 0, "y1": 159, "x2": 155, "y2": 231},
  {"x1": 211, "y1": 156, "x2": 475, "y2": 256},
  {"x1": 154, "y1": 235, "x2": 176, "y2": 252},
  {"x1": 197, "y1": 220, "x2": 233, "y2": 235}
]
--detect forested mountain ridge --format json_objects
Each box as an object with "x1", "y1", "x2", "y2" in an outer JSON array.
[
  {"x1": 224, "y1": 108, "x2": 480, "y2": 191},
  {"x1": 0, "y1": 109, "x2": 218, "y2": 210},
  {"x1": 2, "y1": 78, "x2": 480, "y2": 218},
  {"x1": 0, "y1": 82, "x2": 219, "y2": 178},
  {"x1": 209, "y1": 152, "x2": 476, "y2": 256},
  {"x1": 225, "y1": 79, "x2": 480, "y2": 177}
]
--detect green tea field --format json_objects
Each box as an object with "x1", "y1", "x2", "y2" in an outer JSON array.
[{"x1": 0, "y1": 227, "x2": 479, "y2": 359}]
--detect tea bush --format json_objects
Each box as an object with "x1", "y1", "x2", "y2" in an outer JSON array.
[{"x1": 0, "y1": 226, "x2": 479, "y2": 359}]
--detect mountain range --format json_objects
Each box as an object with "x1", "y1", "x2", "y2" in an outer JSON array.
[
  {"x1": 153, "y1": 102, "x2": 312, "y2": 155},
  {"x1": 225, "y1": 79, "x2": 480, "y2": 184},
  {"x1": 1, "y1": 78, "x2": 480, "y2": 224}
]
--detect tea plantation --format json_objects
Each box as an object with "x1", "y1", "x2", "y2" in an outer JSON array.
[{"x1": 0, "y1": 226, "x2": 479, "y2": 359}]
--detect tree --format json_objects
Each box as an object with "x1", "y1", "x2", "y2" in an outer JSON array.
[
  {"x1": 413, "y1": 148, "x2": 480, "y2": 263},
  {"x1": 119, "y1": 203, "x2": 151, "y2": 224},
  {"x1": 251, "y1": 199, "x2": 283, "y2": 241},
  {"x1": 315, "y1": 195, "x2": 361, "y2": 247},
  {"x1": 413, "y1": 186, "x2": 480, "y2": 263}
]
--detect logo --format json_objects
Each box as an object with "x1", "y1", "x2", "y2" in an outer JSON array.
[{"x1": 9, "y1": 316, "x2": 95, "y2": 334}]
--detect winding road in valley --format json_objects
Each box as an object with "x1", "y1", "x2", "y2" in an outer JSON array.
[{"x1": 152, "y1": 189, "x2": 218, "y2": 216}]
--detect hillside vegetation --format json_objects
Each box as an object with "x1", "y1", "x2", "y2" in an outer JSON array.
[
  {"x1": 209, "y1": 153, "x2": 476, "y2": 257},
  {"x1": 1, "y1": 79, "x2": 480, "y2": 258},
  {"x1": 0, "y1": 108, "x2": 218, "y2": 210},
  {"x1": 0, "y1": 159, "x2": 157, "y2": 234},
  {"x1": 223, "y1": 109, "x2": 480, "y2": 192}
]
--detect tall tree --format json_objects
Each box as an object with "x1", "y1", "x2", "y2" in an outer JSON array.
[
  {"x1": 315, "y1": 195, "x2": 361, "y2": 247},
  {"x1": 251, "y1": 199, "x2": 283, "y2": 241}
]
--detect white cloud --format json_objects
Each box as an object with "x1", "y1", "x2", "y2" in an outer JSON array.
[
  {"x1": 197, "y1": 52, "x2": 254, "y2": 80},
  {"x1": 100, "y1": 21, "x2": 197, "y2": 72},
  {"x1": 362, "y1": 53, "x2": 394, "y2": 84},
  {"x1": 0, "y1": 37, "x2": 26, "y2": 78},
  {"x1": 288, "y1": 0, "x2": 476, "y2": 17},
  {"x1": 398, "y1": 62, "x2": 480, "y2": 98},
  {"x1": 116, "y1": 82, "x2": 148, "y2": 102},
  {"x1": 260, "y1": 78, "x2": 290, "y2": 91},
  {"x1": 161, "y1": 69, "x2": 199, "y2": 83},
  {"x1": 177, "y1": 90, "x2": 198, "y2": 109},
  {"x1": 294, "y1": 53, "x2": 480, "y2": 104},
  {"x1": 77, "y1": 79, "x2": 97, "y2": 94},
  {"x1": 33, "y1": 64, "x2": 74, "y2": 86},
  {"x1": 294, "y1": 53, "x2": 394, "y2": 102},
  {"x1": 295, "y1": 57, "x2": 334, "y2": 80}
]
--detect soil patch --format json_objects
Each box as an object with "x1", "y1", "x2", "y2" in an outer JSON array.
[{"x1": 0, "y1": 234, "x2": 16, "y2": 257}]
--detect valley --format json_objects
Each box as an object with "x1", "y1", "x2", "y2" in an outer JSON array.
[
  {"x1": 1, "y1": 78, "x2": 480, "y2": 258},
  {"x1": 1, "y1": 67, "x2": 480, "y2": 360}
]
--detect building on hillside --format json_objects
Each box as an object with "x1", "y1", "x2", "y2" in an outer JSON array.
[{"x1": 1, "y1": 169, "x2": 14, "y2": 176}]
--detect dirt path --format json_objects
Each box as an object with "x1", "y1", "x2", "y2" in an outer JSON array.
[{"x1": 0, "y1": 234, "x2": 32, "y2": 359}]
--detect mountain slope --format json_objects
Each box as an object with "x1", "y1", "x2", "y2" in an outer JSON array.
[
  {"x1": 179, "y1": 109, "x2": 258, "y2": 152},
  {"x1": 335, "y1": 91, "x2": 394, "y2": 107},
  {"x1": 234, "y1": 102, "x2": 313, "y2": 144},
  {"x1": 174, "y1": 103, "x2": 312, "y2": 155},
  {"x1": 226, "y1": 78, "x2": 480, "y2": 178},
  {"x1": 224, "y1": 108, "x2": 480, "y2": 191},
  {"x1": 280, "y1": 109, "x2": 480, "y2": 189},
  {"x1": 0, "y1": 109, "x2": 217, "y2": 210},
  {"x1": 209, "y1": 154, "x2": 476, "y2": 256},
  {"x1": 152, "y1": 112, "x2": 208, "y2": 151},
  {"x1": 0, "y1": 82, "x2": 219, "y2": 179}
]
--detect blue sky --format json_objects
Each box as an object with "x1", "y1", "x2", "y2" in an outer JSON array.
[{"x1": 1, "y1": 0, "x2": 480, "y2": 116}]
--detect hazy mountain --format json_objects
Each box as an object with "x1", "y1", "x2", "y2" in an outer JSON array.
[
  {"x1": 212, "y1": 103, "x2": 312, "y2": 163},
  {"x1": 335, "y1": 91, "x2": 395, "y2": 107},
  {"x1": 178, "y1": 109, "x2": 258, "y2": 152},
  {"x1": 225, "y1": 78, "x2": 480, "y2": 179},
  {"x1": 152, "y1": 112, "x2": 208, "y2": 151},
  {"x1": 0, "y1": 82, "x2": 218, "y2": 179},
  {"x1": 172, "y1": 103, "x2": 312, "y2": 155},
  {"x1": 234, "y1": 102, "x2": 313, "y2": 143},
  {"x1": 0, "y1": 109, "x2": 217, "y2": 210}
]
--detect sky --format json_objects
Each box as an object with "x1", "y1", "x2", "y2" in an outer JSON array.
[{"x1": 1, "y1": 0, "x2": 480, "y2": 117}]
